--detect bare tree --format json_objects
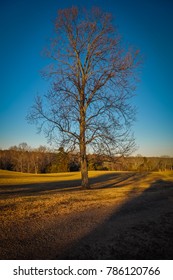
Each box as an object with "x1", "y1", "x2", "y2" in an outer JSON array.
[{"x1": 27, "y1": 7, "x2": 140, "y2": 188}]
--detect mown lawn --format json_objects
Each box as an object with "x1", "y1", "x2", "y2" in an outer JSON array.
[{"x1": 0, "y1": 170, "x2": 173, "y2": 259}]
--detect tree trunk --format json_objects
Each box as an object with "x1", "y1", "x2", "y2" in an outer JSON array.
[
  {"x1": 81, "y1": 150, "x2": 90, "y2": 189},
  {"x1": 80, "y1": 103, "x2": 90, "y2": 189},
  {"x1": 80, "y1": 142, "x2": 89, "y2": 189}
]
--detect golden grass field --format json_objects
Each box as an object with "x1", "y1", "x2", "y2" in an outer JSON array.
[{"x1": 0, "y1": 169, "x2": 173, "y2": 259}]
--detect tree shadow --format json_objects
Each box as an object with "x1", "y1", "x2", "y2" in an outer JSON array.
[
  {"x1": 91, "y1": 172, "x2": 149, "y2": 190},
  {"x1": 58, "y1": 178, "x2": 173, "y2": 260},
  {"x1": 0, "y1": 179, "x2": 81, "y2": 199},
  {"x1": 0, "y1": 172, "x2": 147, "y2": 199}
]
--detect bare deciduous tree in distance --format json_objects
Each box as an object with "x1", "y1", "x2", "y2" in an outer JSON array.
[{"x1": 27, "y1": 7, "x2": 141, "y2": 189}]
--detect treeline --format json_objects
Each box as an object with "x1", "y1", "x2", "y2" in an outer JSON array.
[
  {"x1": 0, "y1": 143, "x2": 173, "y2": 173},
  {"x1": 0, "y1": 143, "x2": 79, "y2": 173}
]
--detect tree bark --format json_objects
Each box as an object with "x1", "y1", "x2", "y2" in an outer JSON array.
[
  {"x1": 80, "y1": 102, "x2": 90, "y2": 189},
  {"x1": 80, "y1": 145, "x2": 89, "y2": 189}
]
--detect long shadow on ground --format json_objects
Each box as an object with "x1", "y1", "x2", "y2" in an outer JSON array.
[
  {"x1": 0, "y1": 172, "x2": 144, "y2": 198},
  {"x1": 1, "y1": 173, "x2": 173, "y2": 259},
  {"x1": 59, "y1": 178, "x2": 173, "y2": 260}
]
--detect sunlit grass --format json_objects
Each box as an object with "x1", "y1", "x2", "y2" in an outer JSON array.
[{"x1": 0, "y1": 169, "x2": 80, "y2": 185}]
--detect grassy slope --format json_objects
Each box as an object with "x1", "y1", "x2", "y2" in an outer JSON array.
[
  {"x1": 0, "y1": 169, "x2": 120, "y2": 185},
  {"x1": 0, "y1": 170, "x2": 173, "y2": 259}
]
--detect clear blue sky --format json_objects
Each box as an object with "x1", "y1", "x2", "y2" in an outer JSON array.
[{"x1": 0, "y1": 0, "x2": 173, "y2": 156}]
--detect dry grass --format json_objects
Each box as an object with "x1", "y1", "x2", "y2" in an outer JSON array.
[
  {"x1": 0, "y1": 169, "x2": 81, "y2": 185},
  {"x1": 0, "y1": 169, "x2": 173, "y2": 259},
  {"x1": 0, "y1": 169, "x2": 124, "y2": 185}
]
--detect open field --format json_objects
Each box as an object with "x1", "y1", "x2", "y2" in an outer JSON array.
[{"x1": 0, "y1": 169, "x2": 173, "y2": 259}]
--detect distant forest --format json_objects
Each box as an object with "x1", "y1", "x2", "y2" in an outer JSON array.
[{"x1": 0, "y1": 143, "x2": 173, "y2": 173}]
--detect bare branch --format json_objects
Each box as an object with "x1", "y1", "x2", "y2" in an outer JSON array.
[{"x1": 27, "y1": 7, "x2": 141, "y2": 188}]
